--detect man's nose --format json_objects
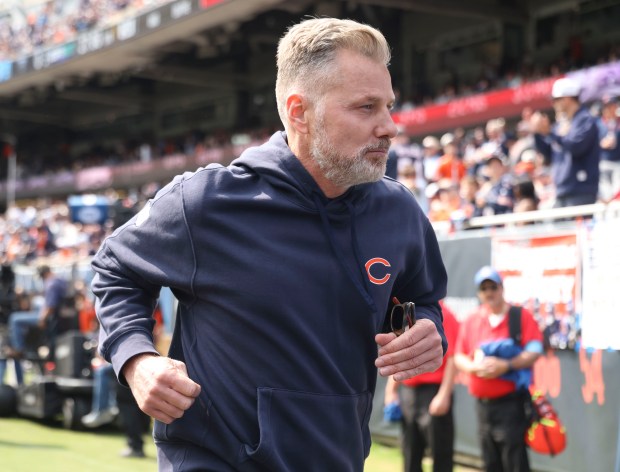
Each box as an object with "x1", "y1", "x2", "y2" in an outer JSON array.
[{"x1": 376, "y1": 109, "x2": 398, "y2": 140}]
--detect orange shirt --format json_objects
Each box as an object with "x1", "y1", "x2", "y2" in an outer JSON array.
[
  {"x1": 402, "y1": 301, "x2": 460, "y2": 387},
  {"x1": 435, "y1": 154, "x2": 466, "y2": 183}
]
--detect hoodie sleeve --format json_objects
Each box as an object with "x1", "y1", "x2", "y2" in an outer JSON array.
[
  {"x1": 91, "y1": 175, "x2": 196, "y2": 380},
  {"x1": 533, "y1": 133, "x2": 552, "y2": 163},
  {"x1": 558, "y1": 111, "x2": 599, "y2": 158},
  {"x1": 392, "y1": 219, "x2": 448, "y2": 354}
]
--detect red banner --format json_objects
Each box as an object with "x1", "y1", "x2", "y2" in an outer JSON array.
[
  {"x1": 392, "y1": 76, "x2": 559, "y2": 136},
  {"x1": 200, "y1": 0, "x2": 224, "y2": 8}
]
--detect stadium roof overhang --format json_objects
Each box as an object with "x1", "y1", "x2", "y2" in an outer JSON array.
[
  {"x1": 0, "y1": 0, "x2": 309, "y2": 130},
  {"x1": 0, "y1": 0, "x2": 294, "y2": 96},
  {"x1": 0, "y1": 0, "x2": 560, "y2": 133}
]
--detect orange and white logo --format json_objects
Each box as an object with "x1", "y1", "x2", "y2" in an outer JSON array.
[{"x1": 365, "y1": 257, "x2": 391, "y2": 285}]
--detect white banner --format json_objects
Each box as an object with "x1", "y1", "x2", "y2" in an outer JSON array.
[
  {"x1": 581, "y1": 220, "x2": 620, "y2": 350},
  {"x1": 492, "y1": 232, "x2": 579, "y2": 350}
]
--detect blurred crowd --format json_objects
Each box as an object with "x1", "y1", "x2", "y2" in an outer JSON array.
[
  {"x1": 7, "y1": 126, "x2": 277, "y2": 181},
  {"x1": 0, "y1": 0, "x2": 172, "y2": 60},
  {"x1": 0, "y1": 187, "x2": 150, "y2": 269},
  {"x1": 2, "y1": 90, "x2": 619, "y2": 239},
  {"x1": 390, "y1": 90, "x2": 620, "y2": 227}
]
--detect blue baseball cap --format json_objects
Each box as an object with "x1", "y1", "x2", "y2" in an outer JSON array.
[{"x1": 474, "y1": 266, "x2": 503, "y2": 287}]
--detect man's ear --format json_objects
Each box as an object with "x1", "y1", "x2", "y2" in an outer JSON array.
[{"x1": 286, "y1": 93, "x2": 309, "y2": 134}]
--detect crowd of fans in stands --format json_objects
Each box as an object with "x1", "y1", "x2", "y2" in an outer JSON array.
[
  {"x1": 391, "y1": 91, "x2": 620, "y2": 226},
  {"x1": 0, "y1": 0, "x2": 171, "y2": 61},
  {"x1": 0, "y1": 196, "x2": 117, "y2": 267},
  {"x1": 391, "y1": 113, "x2": 557, "y2": 225},
  {"x1": 9, "y1": 126, "x2": 277, "y2": 181}
]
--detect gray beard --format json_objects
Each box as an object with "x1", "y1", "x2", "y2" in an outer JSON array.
[{"x1": 310, "y1": 125, "x2": 389, "y2": 188}]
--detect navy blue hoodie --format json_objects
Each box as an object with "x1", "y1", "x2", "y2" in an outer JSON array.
[{"x1": 91, "y1": 131, "x2": 447, "y2": 471}]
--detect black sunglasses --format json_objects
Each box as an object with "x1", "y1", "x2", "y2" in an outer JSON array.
[{"x1": 390, "y1": 297, "x2": 416, "y2": 336}]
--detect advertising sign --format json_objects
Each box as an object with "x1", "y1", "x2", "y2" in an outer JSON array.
[{"x1": 492, "y1": 233, "x2": 579, "y2": 350}]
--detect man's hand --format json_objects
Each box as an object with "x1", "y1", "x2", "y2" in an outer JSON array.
[
  {"x1": 375, "y1": 318, "x2": 443, "y2": 382},
  {"x1": 429, "y1": 392, "x2": 451, "y2": 416},
  {"x1": 122, "y1": 353, "x2": 202, "y2": 424},
  {"x1": 530, "y1": 112, "x2": 551, "y2": 135}
]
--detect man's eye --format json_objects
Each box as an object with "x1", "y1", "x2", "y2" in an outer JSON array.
[{"x1": 361, "y1": 104, "x2": 373, "y2": 110}]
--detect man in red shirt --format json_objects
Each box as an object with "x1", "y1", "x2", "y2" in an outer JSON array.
[
  {"x1": 385, "y1": 301, "x2": 460, "y2": 472},
  {"x1": 455, "y1": 266, "x2": 543, "y2": 472}
]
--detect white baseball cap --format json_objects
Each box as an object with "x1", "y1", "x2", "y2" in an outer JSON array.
[
  {"x1": 551, "y1": 77, "x2": 581, "y2": 99},
  {"x1": 422, "y1": 135, "x2": 440, "y2": 149}
]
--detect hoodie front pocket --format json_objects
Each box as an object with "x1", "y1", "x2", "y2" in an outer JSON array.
[
  {"x1": 153, "y1": 390, "x2": 212, "y2": 448},
  {"x1": 241, "y1": 388, "x2": 372, "y2": 471}
]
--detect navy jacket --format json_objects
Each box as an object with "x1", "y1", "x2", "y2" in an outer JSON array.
[
  {"x1": 91, "y1": 131, "x2": 447, "y2": 471},
  {"x1": 598, "y1": 118, "x2": 620, "y2": 162},
  {"x1": 534, "y1": 107, "x2": 600, "y2": 199}
]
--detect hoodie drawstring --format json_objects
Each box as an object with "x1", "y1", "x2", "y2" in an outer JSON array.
[{"x1": 312, "y1": 194, "x2": 378, "y2": 313}]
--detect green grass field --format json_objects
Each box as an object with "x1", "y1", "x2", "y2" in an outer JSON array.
[
  {"x1": 0, "y1": 416, "x2": 405, "y2": 471},
  {"x1": 0, "y1": 415, "x2": 482, "y2": 471}
]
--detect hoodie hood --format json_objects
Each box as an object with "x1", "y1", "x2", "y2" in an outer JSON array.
[{"x1": 232, "y1": 131, "x2": 373, "y2": 216}]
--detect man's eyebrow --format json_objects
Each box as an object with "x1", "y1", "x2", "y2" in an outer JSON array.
[{"x1": 353, "y1": 95, "x2": 395, "y2": 103}]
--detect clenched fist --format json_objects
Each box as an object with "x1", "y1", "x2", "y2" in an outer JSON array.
[{"x1": 122, "y1": 353, "x2": 201, "y2": 424}]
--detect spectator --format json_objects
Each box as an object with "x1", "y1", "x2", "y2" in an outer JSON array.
[
  {"x1": 428, "y1": 182, "x2": 462, "y2": 223},
  {"x1": 397, "y1": 162, "x2": 425, "y2": 209},
  {"x1": 531, "y1": 77, "x2": 601, "y2": 207},
  {"x1": 435, "y1": 133, "x2": 467, "y2": 185},
  {"x1": 532, "y1": 165, "x2": 556, "y2": 210},
  {"x1": 475, "y1": 155, "x2": 514, "y2": 216},
  {"x1": 81, "y1": 359, "x2": 118, "y2": 428},
  {"x1": 454, "y1": 266, "x2": 543, "y2": 472},
  {"x1": 597, "y1": 95, "x2": 620, "y2": 201},
  {"x1": 421, "y1": 135, "x2": 442, "y2": 183},
  {"x1": 115, "y1": 381, "x2": 151, "y2": 458},
  {"x1": 512, "y1": 148, "x2": 538, "y2": 179},
  {"x1": 482, "y1": 119, "x2": 510, "y2": 163},
  {"x1": 463, "y1": 127, "x2": 488, "y2": 177},
  {"x1": 509, "y1": 119, "x2": 535, "y2": 168},
  {"x1": 513, "y1": 177, "x2": 539, "y2": 212},
  {"x1": 7, "y1": 265, "x2": 67, "y2": 383},
  {"x1": 384, "y1": 300, "x2": 460, "y2": 472},
  {"x1": 386, "y1": 127, "x2": 408, "y2": 179},
  {"x1": 459, "y1": 175, "x2": 480, "y2": 219}
]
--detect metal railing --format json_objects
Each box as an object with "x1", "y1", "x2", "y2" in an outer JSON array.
[{"x1": 432, "y1": 200, "x2": 620, "y2": 236}]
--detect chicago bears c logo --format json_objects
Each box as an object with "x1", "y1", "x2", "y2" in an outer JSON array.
[{"x1": 365, "y1": 257, "x2": 391, "y2": 285}]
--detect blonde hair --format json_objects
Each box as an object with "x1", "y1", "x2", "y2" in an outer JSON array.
[{"x1": 275, "y1": 17, "x2": 391, "y2": 131}]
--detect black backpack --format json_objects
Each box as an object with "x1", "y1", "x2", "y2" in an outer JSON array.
[{"x1": 508, "y1": 305, "x2": 523, "y2": 346}]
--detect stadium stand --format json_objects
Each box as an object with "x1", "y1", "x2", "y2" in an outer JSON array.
[
  {"x1": 1, "y1": 1, "x2": 619, "y2": 212},
  {"x1": 0, "y1": 0, "x2": 174, "y2": 61}
]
